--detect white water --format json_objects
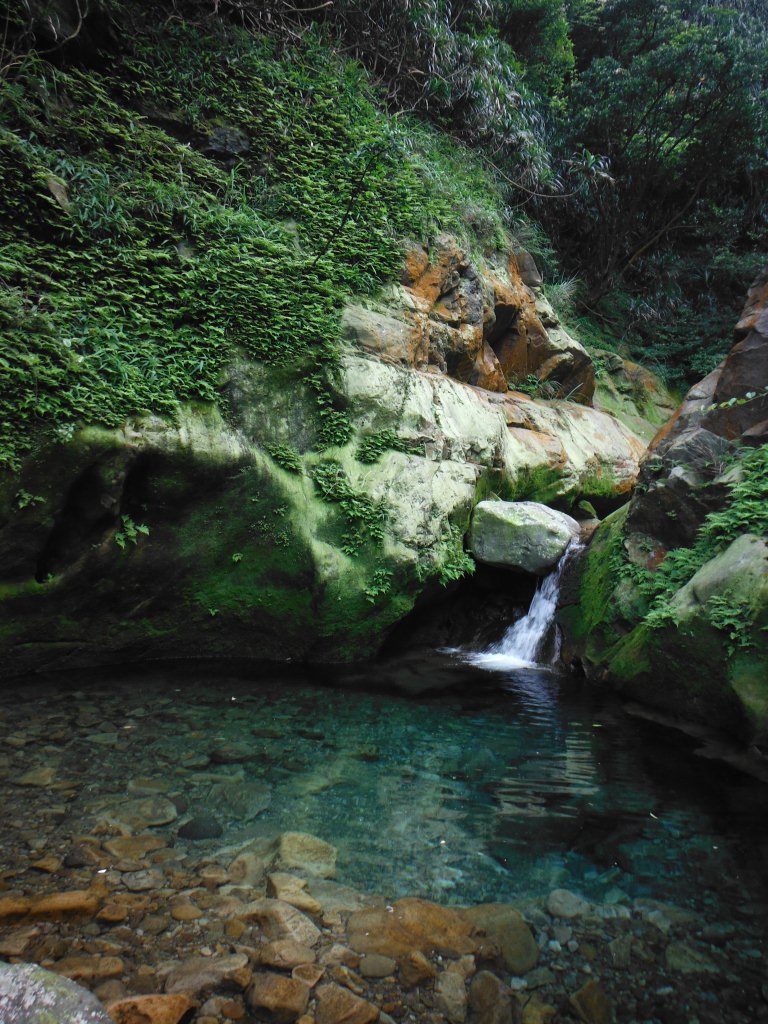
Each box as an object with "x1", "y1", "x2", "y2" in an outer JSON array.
[{"x1": 468, "y1": 542, "x2": 582, "y2": 671}]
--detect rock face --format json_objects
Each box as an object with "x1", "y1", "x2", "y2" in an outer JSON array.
[
  {"x1": 560, "y1": 268, "x2": 768, "y2": 744},
  {"x1": 0, "y1": 237, "x2": 647, "y2": 675},
  {"x1": 0, "y1": 962, "x2": 113, "y2": 1024},
  {"x1": 469, "y1": 501, "x2": 580, "y2": 574}
]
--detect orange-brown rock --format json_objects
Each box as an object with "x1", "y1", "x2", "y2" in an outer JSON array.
[
  {"x1": 397, "y1": 950, "x2": 437, "y2": 989},
  {"x1": 0, "y1": 896, "x2": 31, "y2": 920},
  {"x1": 104, "y1": 836, "x2": 168, "y2": 860},
  {"x1": 314, "y1": 983, "x2": 379, "y2": 1024},
  {"x1": 460, "y1": 905, "x2": 538, "y2": 975},
  {"x1": 246, "y1": 973, "x2": 310, "y2": 1022},
  {"x1": 52, "y1": 955, "x2": 124, "y2": 981},
  {"x1": 29, "y1": 890, "x2": 101, "y2": 919},
  {"x1": 347, "y1": 898, "x2": 476, "y2": 958},
  {"x1": 107, "y1": 993, "x2": 196, "y2": 1024},
  {"x1": 259, "y1": 940, "x2": 317, "y2": 970}
]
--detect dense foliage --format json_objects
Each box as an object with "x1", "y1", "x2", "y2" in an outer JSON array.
[{"x1": 1, "y1": 0, "x2": 767, "y2": 470}]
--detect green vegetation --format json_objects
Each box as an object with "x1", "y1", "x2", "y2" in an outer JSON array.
[
  {"x1": 0, "y1": 21, "x2": 510, "y2": 472},
  {"x1": 355, "y1": 430, "x2": 418, "y2": 465},
  {"x1": 310, "y1": 461, "x2": 388, "y2": 556}
]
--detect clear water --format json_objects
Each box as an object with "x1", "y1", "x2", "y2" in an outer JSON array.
[{"x1": 2, "y1": 660, "x2": 767, "y2": 925}]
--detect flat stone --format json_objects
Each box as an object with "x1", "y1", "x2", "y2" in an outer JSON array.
[
  {"x1": 315, "y1": 983, "x2": 379, "y2": 1024},
  {"x1": 31, "y1": 856, "x2": 62, "y2": 873},
  {"x1": 16, "y1": 765, "x2": 57, "y2": 787},
  {"x1": 243, "y1": 899, "x2": 321, "y2": 947},
  {"x1": 664, "y1": 942, "x2": 718, "y2": 974},
  {"x1": 278, "y1": 832, "x2": 337, "y2": 878},
  {"x1": 259, "y1": 940, "x2": 317, "y2": 970},
  {"x1": 292, "y1": 964, "x2": 324, "y2": 988},
  {"x1": 267, "y1": 873, "x2": 322, "y2": 915},
  {"x1": 569, "y1": 979, "x2": 611, "y2": 1024},
  {"x1": 435, "y1": 970, "x2": 468, "y2": 1023},
  {"x1": 112, "y1": 796, "x2": 178, "y2": 829},
  {"x1": 0, "y1": 962, "x2": 113, "y2": 1023},
  {"x1": 164, "y1": 954, "x2": 251, "y2": 997},
  {"x1": 348, "y1": 898, "x2": 476, "y2": 958},
  {"x1": 0, "y1": 925, "x2": 40, "y2": 957},
  {"x1": 105, "y1": 836, "x2": 168, "y2": 860},
  {"x1": 107, "y1": 994, "x2": 195, "y2": 1024},
  {"x1": 51, "y1": 956, "x2": 124, "y2": 982},
  {"x1": 30, "y1": 891, "x2": 101, "y2": 919},
  {"x1": 123, "y1": 869, "x2": 164, "y2": 892},
  {"x1": 461, "y1": 904, "x2": 538, "y2": 975},
  {"x1": 468, "y1": 971, "x2": 515, "y2": 1024},
  {"x1": 127, "y1": 778, "x2": 171, "y2": 796},
  {"x1": 358, "y1": 955, "x2": 396, "y2": 979},
  {"x1": 0, "y1": 896, "x2": 31, "y2": 920},
  {"x1": 170, "y1": 900, "x2": 203, "y2": 921},
  {"x1": 546, "y1": 889, "x2": 590, "y2": 919},
  {"x1": 247, "y1": 973, "x2": 310, "y2": 1022}
]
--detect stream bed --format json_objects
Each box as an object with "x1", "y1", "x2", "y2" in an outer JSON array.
[{"x1": 1, "y1": 658, "x2": 767, "y2": 1021}]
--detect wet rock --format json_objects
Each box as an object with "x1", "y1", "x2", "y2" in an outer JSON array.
[
  {"x1": 123, "y1": 869, "x2": 164, "y2": 892},
  {"x1": 469, "y1": 502, "x2": 580, "y2": 575},
  {"x1": 104, "y1": 836, "x2": 167, "y2": 860},
  {"x1": 267, "y1": 873, "x2": 323, "y2": 915},
  {"x1": 106, "y1": 994, "x2": 195, "y2": 1024},
  {"x1": 210, "y1": 743, "x2": 258, "y2": 764},
  {"x1": 436, "y1": 970, "x2": 468, "y2": 1023},
  {"x1": 315, "y1": 983, "x2": 379, "y2": 1024},
  {"x1": 164, "y1": 954, "x2": 251, "y2": 997},
  {"x1": 30, "y1": 890, "x2": 101, "y2": 920},
  {"x1": 65, "y1": 844, "x2": 103, "y2": 868},
  {"x1": 607, "y1": 935, "x2": 632, "y2": 969},
  {"x1": 170, "y1": 900, "x2": 203, "y2": 922},
  {"x1": 112, "y1": 796, "x2": 178, "y2": 829},
  {"x1": 348, "y1": 898, "x2": 476, "y2": 958},
  {"x1": 278, "y1": 832, "x2": 337, "y2": 878},
  {"x1": 359, "y1": 955, "x2": 396, "y2": 979},
  {"x1": 31, "y1": 855, "x2": 63, "y2": 873},
  {"x1": 0, "y1": 924, "x2": 41, "y2": 956},
  {"x1": 664, "y1": 942, "x2": 718, "y2": 974},
  {"x1": 569, "y1": 979, "x2": 611, "y2": 1024},
  {"x1": 51, "y1": 956, "x2": 124, "y2": 982},
  {"x1": 243, "y1": 899, "x2": 321, "y2": 947},
  {"x1": 461, "y1": 904, "x2": 538, "y2": 975},
  {"x1": 546, "y1": 890, "x2": 590, "y2": 919},
  {"x1": 17, "y1": 765, "x2": 57, "y2": 786},
  {"x1": 395, "y1": 949, "x2": 435, "y2": 989},
  {"x1": 0, "y1": 894, "x2": 31, "y2": 919},
  {"x1": 247, "y1": 973, "x2": 310, "y2": 1022},
  {"x1": 292, "y1": 964, "x2": 324, "y2": 988},
  {"x1": 0, "y1": 962, "x2": 113, "y2": 1023},
  {"x1": 259, "y1": 940, "x2": 317, "y2": 970},
  {"x1": 468, "y1": 971, "x2": 517, "y2": 1024},
  {"x1": 178, "y1": 814, "x2": 223, "y2": 840}
]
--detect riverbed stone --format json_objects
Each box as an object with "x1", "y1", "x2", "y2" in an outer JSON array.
[
  {"x1": 568, "y1": 979, "x2": 611, "y2": 1024},
  {"x1": 0, "y1": 962, "x2": 114, "y2": 1024},
  {"x1": 358, "y1": 955, "x2": 397, "y2": 979},
  {"x1": 112, "y1": 797, "x2": 178, "y2": 829},
  {"x1": 436, "y1": 970, "x2": 468, "y2": 1023},
  {"x1": 348, "y1": 898, "x2": 476, "y2": 958},
  {"x1": 267, "y1": 872, "x2": 323, "y2": 915},
  {"x1": 105, "y1": 836, "x2": 167, "y2": 860},
  {"x1": 164, "y1": 954, "x2": 251, "y2": 996},
  {"x1": 259, "y1": 940, "x2": 317, "y2": 970},
  {"x1": 278, "y1": 832, "x2": 337, "y2": 878},
  {"x1": 243, "y1": 899, "x2": 321, "y2": 946},
  {"x1": 469, "y1": 501, "x2": 580, "y2": 575},
  {"x1": 664, "y1": 942, "x2": 718, "y2": 974},
  {"x1": 460, "y1": 904, "x2": 538, "y2": 975},
  {"x1": 546, "y1": 889, "x2": 590, "y2": 919},
  {"x1": 178, "y1": 814, "x2": 223, "y2": 840},
  {"x1": 247, "y1": 973, "x2": 310, "y2": 1022},
  {"x1": 468, "y1": 971, "x2": 516, "y2": 1024},
  {"x1": 315, "y1": 983, "x2": 379, "y2": 1024},
  {"x1": 106, "y1": 994, "x2": 196, "y2": 1024}
]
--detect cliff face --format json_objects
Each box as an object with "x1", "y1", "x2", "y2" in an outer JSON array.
[
  {"x1": 560, "y1": 270, "x2": 768, "y2": 747},
  {"x1": 0, "y1": 238, "x2": 651, "y2": 676}
]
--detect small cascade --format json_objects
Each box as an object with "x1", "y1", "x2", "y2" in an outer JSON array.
[{"x1": 468, "y1": 542, "x2": 582, "y2": 671}]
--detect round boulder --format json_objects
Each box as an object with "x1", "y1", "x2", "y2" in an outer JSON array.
[{"x1": 469, "y1": 501, "x2": 580, "y2": 575}]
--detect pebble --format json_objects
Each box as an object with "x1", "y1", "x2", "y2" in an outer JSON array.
[{"x1": 178, "y1": 815, "x2": 223, "y2": 840}]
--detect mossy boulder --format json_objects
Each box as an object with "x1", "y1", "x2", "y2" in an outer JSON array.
[{"x1": 469, "y1": 500, "x2": 580, "y2": 574}]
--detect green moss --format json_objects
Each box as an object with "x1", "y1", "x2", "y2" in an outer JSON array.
[{"x1": 0, "y1": 23, "x2": 511, "y2": 472}]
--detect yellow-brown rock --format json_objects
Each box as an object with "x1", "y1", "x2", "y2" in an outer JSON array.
[
  {"x1": 107, "y1": 994, "x2": 196, "y2": 1024},
  {"x1": 29, "y1": 890, "x2": 101, "y2": 920},
  {"x1": 347, "y1": 898, "x2": 476, "y2": 958},
  {"x1": 104, "y1": 836, "x2": 168, "y2": 860},
  {"x1": 569, "y1": 979, "x2": 611, "y2": 1024},
  {"x1": 52, "y1": 955, "x2": 124, "y2": 981},
  {"x1": 247, "y1": 973, "x2": 310, "y2": 1022},
  {"x1": 314, "y1": 983, "x2": 379, "y2": 1024}
]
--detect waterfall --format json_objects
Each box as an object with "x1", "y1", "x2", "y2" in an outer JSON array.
[{"x1": 468, "y1": 542, "x2": 581, "y2": 671}]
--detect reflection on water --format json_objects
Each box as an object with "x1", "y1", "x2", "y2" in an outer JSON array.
[{"x1": 1, "y1": 657, "x2": 767, "y2": 921}]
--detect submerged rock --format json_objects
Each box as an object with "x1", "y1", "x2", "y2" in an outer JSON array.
[
  {"x1": 469, "y1": 501, "x2": 580, "y2": 574},
  {"x1": 0, "y1": 962, "x2": 113, "y2": 1024}
]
